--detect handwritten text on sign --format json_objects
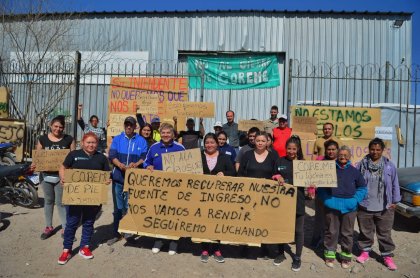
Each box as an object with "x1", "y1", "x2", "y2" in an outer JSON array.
[
  {"x1": 162, "y1": 149, "x2": 203, "y2": 174},
  {"x1": 291, "y1": 105, "x2": 381, "y2": 139},
  {"x1": 164, "y1": 102, "x2": 215, "y2": 118},
  {"x1": 119, "y1": 169, "x2": 297, "y2": 245},
  {"x1": 107, "y1": 113, "x2": 137, "y2": 137},
  {"x1": 32, "y1": 149, "x2": 70, "y2": 172},
  {"x1": 137, "y1": 94, "x2": 159, "y2": 114},
  {"x1": 238, "y1": 120, "x2": 265, "y2": 131},
  {"x1": 62, "y1": 169, "x2": 110, "y2": 205},
  {"x1": 293, "y1": 160, "x2": 337, "y2": 188},
  {"x1": 0, "y1": 119, "x2": 25, "y2": 161}
]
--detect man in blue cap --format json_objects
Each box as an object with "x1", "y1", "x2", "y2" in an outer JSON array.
[{"x1": 107, "y1": 116, "x2": 148, "y2": 245}]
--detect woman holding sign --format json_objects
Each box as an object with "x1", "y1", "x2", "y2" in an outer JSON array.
[
  {"x1": 272, "y1": 135, "x2": 306, "y2": 271},
  {"x1": 199, "y1": 133, "x2": 236, "y2": 263},
  {"x1": 237, "y1": 132, "x2": 281, "y2": 263},
  {"x1": 34, "y1": 115, "x2": 75, "y2": 240},
  {"x1": 57, "y1": 132, "x2": 111, "y2": 265}
]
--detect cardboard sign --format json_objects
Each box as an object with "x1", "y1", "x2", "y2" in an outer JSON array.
[
  {"x1": 375, "y1": 126, "x2": 393, "y2": 141},
  {"x1": 301, "y1": 139, "x2": 392, "y2": 165},
  {"x1": 107, "y1": 113, "x2": 137, "y2": 137},
  {"x1": 163, "y1": 102, "x2": 215, "y2": 118},
  {"x1": 108, "y1": 77, "x2": 189, "y2": 143},
  {"x1": 137, "y1": 94, "x2": 159, "y2": 114},
  {"x1": 32, "y1": 149, "x2": 70, "y2": 172},
  {"x1": 292, "y1": 116, "x2": 318, "y2": 134},
  {"x1": 0, "y1": 87, "x2": 9, "y2": 118},
  {"x1": 291, "y1": 105, "x2": 381, "y2": 140},
  {"x1": 119, "y1": 169, "x2": 297, "y2": 245},
  {"x1": 0, "y1": 119, "x2": 25, "y2": 162},
  {"x1": 162, "y1": 149, "x2": 203, "y2": 174},
  {"x1": 293, "y1": 160, "x2": 337, "y2": 187},
  {"x1": 62, "y1": 169, "x2": 110, "y2": 205},
  {"x1": 238, "y1": 120, "x2": 265, "y2": 131}
]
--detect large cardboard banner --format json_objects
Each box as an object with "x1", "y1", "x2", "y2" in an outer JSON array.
[
  {"x1": 62, "y1": 169, "x2": 110, "y2": 205},
  {"x1": 108, "y1": 77, "x2": 188, "y2": 140},
  {"x1": 291, "y1": 105, "x2": 381, "y2": 140},
  {"x1": 293, "y1": 160, "x2": 337, "y2": 187},
  {"x1": 291, "y1": 116, "x2": 318, "y2": 143},
  {"x1": 0, "y1": 119, "x2": 25, "y2": 162},
  {"x1": 0, "y1": 87, "x2": 9, "y2": 118},
  {"x1": 162, "y1": 149, "x2": 203, "y2": 174},
  {"x1": 32, "y1": 149, "x2": 70, "y2": 172},
  {"x1": 119, "y1": 169, "x2": 297, "y2": 245},
  {"x1": 238, "y1": 120, "x2": 265, "y2": 132},
  {"x1": 164, "y1": 101, "x2": 215, "y2": 118}
]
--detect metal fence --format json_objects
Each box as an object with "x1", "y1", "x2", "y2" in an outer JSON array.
[
  {"x1": 287, "y1": 59, "x2": 420, "y2": 167},
  {"x1": 1, "y1": 54, "x2": 419, "y2": 167}
]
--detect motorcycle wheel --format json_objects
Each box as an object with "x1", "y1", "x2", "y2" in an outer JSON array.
[{"x1": 14, "y1": 181, "x2": 38, "y2": 208}]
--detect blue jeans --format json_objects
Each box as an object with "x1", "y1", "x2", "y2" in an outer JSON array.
[
  {"x1": 112, "y1": 182, "x2": 128, "y2": 236},
  {"x1": 63, "y1": 205, "x2": 99, "y2": 250}
]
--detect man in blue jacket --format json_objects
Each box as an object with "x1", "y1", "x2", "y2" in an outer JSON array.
[{"x1": 107, "y1": 116, "x2": 148, "y2": 245}]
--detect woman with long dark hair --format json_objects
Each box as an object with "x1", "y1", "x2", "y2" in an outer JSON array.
[
  {"x1": 272, "y1": 135, "x2": 306, "y2": 271},
  {"x1": 34, "y1": 115, "x2": 75, "y2": 240},
  {"x1": 199, "y1": 133, "x2": 236, "y2": 263}
]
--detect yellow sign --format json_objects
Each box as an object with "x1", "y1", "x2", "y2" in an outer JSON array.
[{"x1": 291, "y1": 105, "x2": 381, "y2": 139}]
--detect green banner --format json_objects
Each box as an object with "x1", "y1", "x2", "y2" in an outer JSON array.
[{"x1": 188, "y1": 55, "x2": 280, "y2": 90}]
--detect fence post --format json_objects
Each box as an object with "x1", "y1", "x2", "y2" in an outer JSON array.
[
  {"x1": 200, "y1": 67, "x2": 205, "y2": 102},
  {"x1": 73, "y1": 51, "x2": 81, "y2": 139},
  {"x1": 287, "y1": 59, "x2": 293, "y2": 114},
  {"x1": 385, "y1": 61, "x2": 390, "y2": 102}
]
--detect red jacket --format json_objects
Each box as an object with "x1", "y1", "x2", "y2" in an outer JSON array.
[{"x1": 272, "y1": 127, "x2": 292, "y2": 157}]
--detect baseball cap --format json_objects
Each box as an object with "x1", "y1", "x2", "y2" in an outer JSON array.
[
  {"x1": 279, "y1": 114, "x2": 288, "y2": 120},
  {"x1": 213, "y1": 121, "x2": 223, "y2": 128},
  {"x1": 151, "y1": 117, "x2": 161, "y2": 123},
  {"x1": 124, "y1": 116, "x2": 136, "y2": 125}
]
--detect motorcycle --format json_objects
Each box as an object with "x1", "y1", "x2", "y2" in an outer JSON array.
[
  {"x1": 0, "y1": 142, "x2": 17, "y2": 166},
  {"x1": 0, "y1": 164, "x2": 39, "y2": 208}
]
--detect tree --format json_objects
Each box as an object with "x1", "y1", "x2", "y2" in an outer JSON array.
[{"x1": 0, "y1": 0, "x2": 119, "y2": 154}]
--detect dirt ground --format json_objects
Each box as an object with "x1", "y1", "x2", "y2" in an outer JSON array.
[{"x1": 1, "y1": 188, "x2": 419, "y2": 278}]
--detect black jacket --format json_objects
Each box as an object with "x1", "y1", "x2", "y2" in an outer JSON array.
[{"x1": 201, "y1": 151, "x2": 236, "y2": 176}]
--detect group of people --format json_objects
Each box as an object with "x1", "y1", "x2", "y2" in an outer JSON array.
[{"x1": 30, "y1": 104, "x2": 400, "y2": 273}]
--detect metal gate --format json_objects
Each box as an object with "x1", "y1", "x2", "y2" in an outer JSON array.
[{"x1": 287, "y1": 59, "x2": 420, "y2": 167}]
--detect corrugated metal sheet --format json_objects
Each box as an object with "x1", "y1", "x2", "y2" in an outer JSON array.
[{"x1": 2, "y1": 10, "x2": 413, "y2": 151}]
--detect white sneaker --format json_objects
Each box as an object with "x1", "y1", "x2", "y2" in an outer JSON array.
[
  {"x1": 168, "y1": 241, "x2": 177, "y2": 256},
  {"x1": 152, "y1": 240, "x2": 163, "y2": 254},
  {"x1": 168, "y1": 250, "x2": 176, "y2": 256}
]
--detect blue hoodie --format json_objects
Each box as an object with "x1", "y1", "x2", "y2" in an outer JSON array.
[
  {"x1": 109, "y1": 132, "x2": 148, "y2": 184},
  {"x1": 318, "y1": 160, "x2": 367, "y2": 214}
]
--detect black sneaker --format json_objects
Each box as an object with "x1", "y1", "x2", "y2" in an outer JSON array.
[
  {"x1": 200, "y1": 251, "x2": 209, "y2": 263},
  {"x1": 291, "y1": 257, "x2": 301, "y2": 272},
  {"x1": 273, "y1": 254, "x2": 286, "y2": 266}
]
